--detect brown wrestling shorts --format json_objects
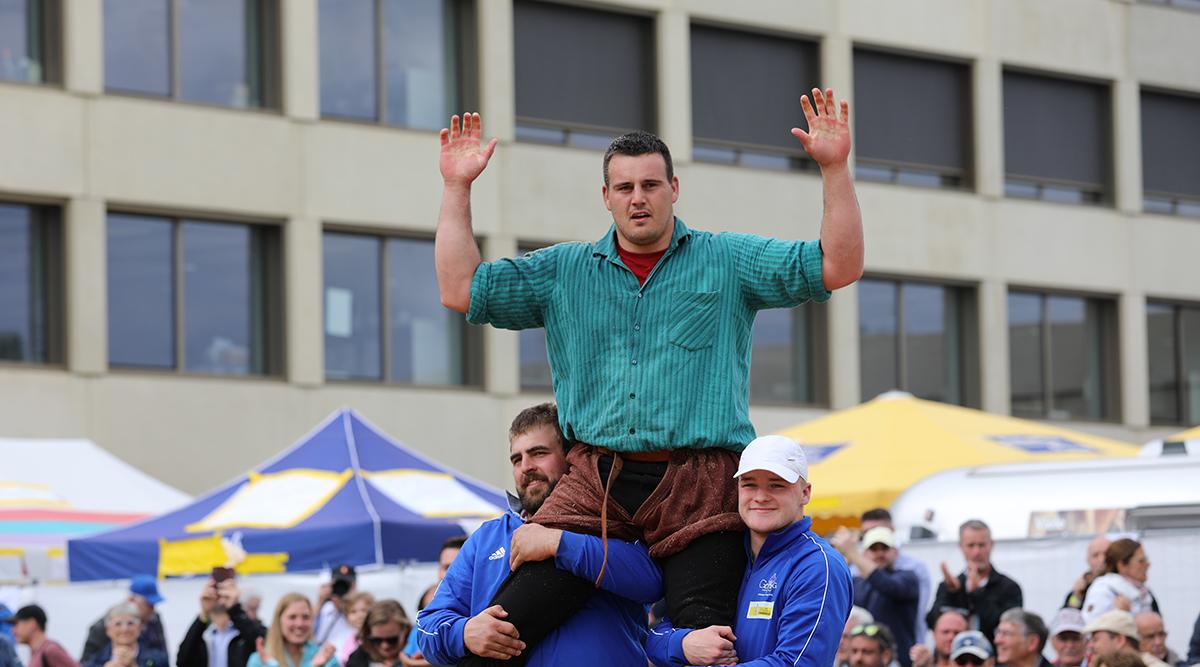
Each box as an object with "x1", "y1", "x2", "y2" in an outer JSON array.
[{"x1": 530, "y1": 443, "x2": 743, "y2": 558}]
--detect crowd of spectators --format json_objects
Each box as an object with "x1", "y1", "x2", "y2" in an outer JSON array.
[
  {"x1": 0, "y1": 510, "x2": 1197, "y2": 667},
  {"x1": 829, "y1": 511, "x2": 1199, "y2": 667}
]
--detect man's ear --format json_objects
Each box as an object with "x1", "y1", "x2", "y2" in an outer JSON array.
[{"x1": 602, "y1": 184, "x2": 612, "y2": 211}]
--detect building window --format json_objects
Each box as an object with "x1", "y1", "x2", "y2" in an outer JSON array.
[
  {"x1": 689, "y1": 25, "x2": 818, "y2": 172},
  {"x1": 318, "y1": 0, "x2": 474, "y2": 129},
  {"x1": 1141, "y1": 90, "x2": 1200, "y2": 217},
  {"x1": 322, "y1": 231, "x2": 480, "y2": 387},
  {"x1": 858, "y1": 278, "x2": 977, "y2": 405},
  {"x1": 1008, "y1": 290, "x2": 1119, "y2": 421},
  {"x1": 750, "y1": 303, "x2": 827, "y2": 405},
  {"x1": 0, "y1": 202, "x2": 62, "y2": 364},
  {"x1": 0, "y1": 0, "x2": 60, "y2": 84},
  {"x1": 514, "y1": 0, "x2": 654, "y2": 147},
  {"x1": 1146, "y1": 301, "x2": 1200, "y2": 425},
  {"x1": 854, "y1": 49, "x2": 972, "y2": 189},
  {"x1": 516, "y1": 244, "x2": 552, "y2": 392},
  {"x1": 1003, "y1": 70, "x2": 1111, "y2": 205},
  {"x1": 103, "y1": 0, "x2": 279, "y2": 108},
  {"x1": 107, "y1": 213, "x2": 282, "y2": 375}
]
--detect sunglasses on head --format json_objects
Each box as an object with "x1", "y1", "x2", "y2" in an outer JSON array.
[
  {"x1": 955, "y1": 655, "x2": 986, "y2": 666},
  {"x1": 368, "y1": 635, "x2": 401, "y2": 647},
  {"x1": 849, "y1": 624, "x2": 881, "y2": 637}
]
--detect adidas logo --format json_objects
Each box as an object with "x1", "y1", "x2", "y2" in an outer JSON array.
[{"x1": 488, "y1": 547, "x2": 506, "y2": 561}]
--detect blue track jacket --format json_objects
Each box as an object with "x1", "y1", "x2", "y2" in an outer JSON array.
[
  {"x1": 415, "y1": 505, "x2": 662, "y2": 665},
  {"x1": 646, "y1": 516, "x2": 852, "y2": 667}
]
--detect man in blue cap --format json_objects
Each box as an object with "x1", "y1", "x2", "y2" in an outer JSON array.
[{"x1": 81, "y1": 575, "x2": 168, "y2": 663}]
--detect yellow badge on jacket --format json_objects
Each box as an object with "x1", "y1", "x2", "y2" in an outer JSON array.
[{"x1": 746, "y1": 601, "x2": 775, "y2": 619}]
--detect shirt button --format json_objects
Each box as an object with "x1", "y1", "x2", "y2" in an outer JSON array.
[
  {"x1": 631, "y1": 359, "x2": 638, "y2": 365},
  {"x1": 629, "y1": 393, "x2": 636, "y2": 399},
  {"x1": 629, "y1": 427, "x2": 636, "y2": 434},
  {"x1": 637, "y1": 293, "x2": 643, "y2": 299},
  {"x1": 634, "y1": 324, "x2": 641, "y2": 331}
]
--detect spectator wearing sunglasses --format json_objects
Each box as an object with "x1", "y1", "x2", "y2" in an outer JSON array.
[
  {"x1": 847, "y1": 623, "x2": 896, "y2": 667},
  {"x1": 951, "y1": 631, "x2": 995, "y2": 667},
  {"x1": 344, "y1": 601, "x2": 408, "y2": 667},
  {"x1": 993, "y1": 609, "x2": 1050, "y2": 667}
]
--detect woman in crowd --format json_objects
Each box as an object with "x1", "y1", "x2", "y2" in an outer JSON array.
[
  {"x1": 1081, "y1": 539, "x2": 1159, "y2": 622},
  {"x1": 335, "y1": 593, "x2": 375, "y2": 663},
  {"x1": 248, "y1": 593, "x2": 338, "y2": 667},
  {"x1": 83, "y1": 603, "x2": 169, "y2": 667},
  {"x1": 344, "y1": 600, "x2": 411, "y2": 667}
]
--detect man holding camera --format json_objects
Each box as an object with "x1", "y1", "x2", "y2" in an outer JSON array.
[
  {"x1": 177, "y1": 574, "x2": 265, "y2": 667},
  {"x1": 314, "y1": 565, "x2": 357, "y2": 647}
]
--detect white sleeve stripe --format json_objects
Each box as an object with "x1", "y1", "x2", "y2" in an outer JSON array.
[{"x1": 793, "y1": 532, "x2": 831, "y2": 666}]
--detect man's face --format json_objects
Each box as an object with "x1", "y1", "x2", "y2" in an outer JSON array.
[
  {"x1": 437, "y1": 546, "x2": 461, "y2": 580},
  {"x1": 866, "y1": 542, "x2": 897, "y2": 568},
  {"x1": 994, "y1": 621, "x2": 1032, "y2": 665},
  {"x1": 933, "y1": 613, "x2": 969, "y2": 658},
  {"x1": 848, "y1": 636, "x2": 891, "y2": 667},
  {"x1": 1087, "y1": 537, "x2": 1111, "y2": 575},
  {"x1": 1135, "y1": 614, "x2": 1167, "y2": 660},
  {"x1": 602, "y1": 153, "x2": 679, "y2": 252},
  {"x1": 509, "y1": 424, "x2": 567, "y2": 515},
  {"x1": 959, "y1": 528, "x2": 993, "y2": 569},
  {"x1": 1087, "y1": 631, "x2": 1124, "y2": 656},
  {"x1": 737, "y1": 470, "x2": 810, "y2": 537},
  {"x1": 1052, "y1": 631, "x2": 1086, "y2": 667},
  {"x1": 12, "y1": 618, "x2": 36, "y2": 643}
]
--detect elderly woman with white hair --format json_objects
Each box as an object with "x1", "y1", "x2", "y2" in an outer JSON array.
[{"x1": 82, "y1": 602, "x2": 169, "y2": 667}]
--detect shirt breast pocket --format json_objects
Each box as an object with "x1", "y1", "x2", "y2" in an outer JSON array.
[{"x1": 668, "y1": 290, "x2": 720, "y2": 351}]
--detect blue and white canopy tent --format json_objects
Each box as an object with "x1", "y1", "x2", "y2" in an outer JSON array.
[{"x1": 68, "y1": 409, "x2": 506, "y2": 581}]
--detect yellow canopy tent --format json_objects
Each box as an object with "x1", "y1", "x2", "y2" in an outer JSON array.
[
  {"x1": 772, "y1": 392, "x2": 1139, "y2": 534},
  {"x1": 1168, "y1": 425, "x2": 1200, "y2": 441}
]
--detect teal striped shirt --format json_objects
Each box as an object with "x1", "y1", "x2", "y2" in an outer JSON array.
[{"x1": 468, "y1": 218, "x2": 829, "y2": 453}]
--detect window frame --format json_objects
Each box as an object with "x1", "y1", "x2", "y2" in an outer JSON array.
[
  {"x1": 317, "y1": 0, "x2": 478, "y2": 129},
  {"x1": 0, "y1": 0, "x2": 62, "y2": 86},
  {"x1": 851, "y1": 45, "x2": 974, "y2": 191},
  {"x1": 102, "y1": 0, "x2": 281, "y2": 110},
  {"x1": 1006, "y1": 287, "x2": 1122, "y2": 422},
  {"x1": 321, "y1": 226, "x2": 483, "y2": 389},
  {"x1": 1145, "y1": 298, "x2": 1200, "y2": 426},
  {"x1": 1140, "y1": 86, "x2": 1200, "y2": 218},
  {"x1": 105, "y1": 208, "x2": 284, "y2": 378},
  {"x1": 0, "y1": 197, "x2": 65, "y2": 368},
  {"x1": 748, "y1": 299, "x2": 829, "y2": 408},
  {"x1": 1001, "y1": 67, "x2": 1113, "y2": 207},
  {"x1": 688, "y1": 21, "x2": 820, "y2": 174},
  {"x1": 515, "y1": 240, "x2": 555, "y2": 393},
  {"x1": 857, "y1": 274, "x2": 979, "y2": 407},
  {"x1": 512, "y1": 0, "x2": 656, "y2": 148}
]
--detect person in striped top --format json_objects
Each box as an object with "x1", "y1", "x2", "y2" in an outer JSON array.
[{"x1": 434, "y1": 88, "x2": 863, "y2": 665}]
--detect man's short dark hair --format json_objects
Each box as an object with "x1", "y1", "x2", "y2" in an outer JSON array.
[
  {"x1": 861, "y1": 508, "x2": 892, "y2": 524},
  {"x1": 440, "y1": 535, "x2": 467, "y2": 554},
  {"x1": 508, "y1": 402, "x2": 566, "y2": 449},
  {"x1": 603, "y1": 131, "x2": 674, "y2": 186}
]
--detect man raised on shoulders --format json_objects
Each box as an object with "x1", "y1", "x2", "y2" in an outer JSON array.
[{"x1": 434, "y1": 87, "x2": 863, "y2": 665}]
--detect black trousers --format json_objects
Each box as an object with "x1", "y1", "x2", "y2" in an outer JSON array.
[{"x1": 458, "y1": 456, "x2": 746, "y2": 666}]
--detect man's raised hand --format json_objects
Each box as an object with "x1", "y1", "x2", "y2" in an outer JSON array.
[
  {"x1": 791, "y1": 88, "x2": 851, "y2": 169},
  {"x1": 440, "y1": 112, "x2": 498, "y2": 187}
]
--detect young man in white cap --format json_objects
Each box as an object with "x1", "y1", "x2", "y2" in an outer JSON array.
[
  {"x1": 833, "y1": 525, "x2": 920, "y2": 667},
  {"x1": 646, "y1": 434, "x2": 853, "y2": 666}
]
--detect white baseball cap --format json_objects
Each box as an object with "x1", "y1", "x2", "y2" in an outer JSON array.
[{"x1": 734, "y1": 435, "x2": 809, "y2": 484}]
